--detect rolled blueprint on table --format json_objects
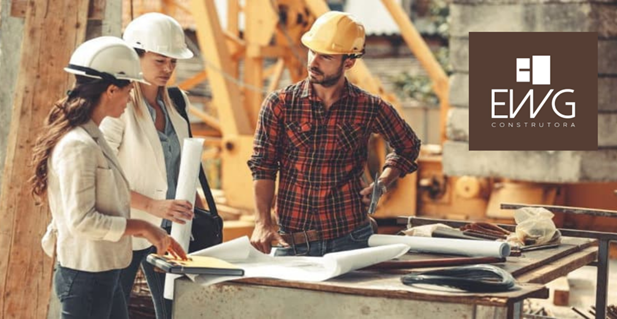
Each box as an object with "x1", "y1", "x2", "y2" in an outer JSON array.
[
  {"x1": 368, "y1": 234, "x2": 510, "y2": 258},
  {"x1": 164, "y1": 137, "x2": 204, "y2": 300}
]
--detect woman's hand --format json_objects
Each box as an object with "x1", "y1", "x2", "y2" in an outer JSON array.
[
  {"x1": 142, "y1": 223, "x2": 188, "y2": 260},
  {"x1": 147, "y1": 199, "x2": 194, "y2": 224},
  {"x1": 125, "y1": 219, "x2": 188, "y2": 260}
]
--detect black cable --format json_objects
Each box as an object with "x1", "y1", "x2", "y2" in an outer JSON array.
[{"x1": 401, "y1": 264, "x2": 516, "y2": 293}]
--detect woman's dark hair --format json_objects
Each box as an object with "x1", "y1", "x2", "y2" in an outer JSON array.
[{"x1": 30, "y1": 75, "x2": 130, "y2": 199}]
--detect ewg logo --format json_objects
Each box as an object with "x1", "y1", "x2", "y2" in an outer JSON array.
[
  {"x1": 491, "y1": 55, "x2": 575, "y2": 120},
  {"x1": 469, "y1": 32, "x2": 597, "y2": 151}
]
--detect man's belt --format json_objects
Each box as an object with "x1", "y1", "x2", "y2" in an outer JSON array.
[
  {"x1": 280, "y1": 230, "x2": 322, "y2": 246},
  {"x1": 279, "y1": 219, "x2": 373, "y2": 247}
]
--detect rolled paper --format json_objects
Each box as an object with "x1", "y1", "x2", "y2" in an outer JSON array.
[
  {"x1": 164, "y1": 137, "x2": 204, "y2": 300},
  {"x1": 368, "y1": 234, "x2": 510, "y2": 258}
]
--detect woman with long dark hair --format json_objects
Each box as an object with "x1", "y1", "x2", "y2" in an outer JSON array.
[{"x1": 31, "y1": 36, "x2": 186, "y2": 319}]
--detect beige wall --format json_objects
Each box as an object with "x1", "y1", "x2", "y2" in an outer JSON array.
[{"x1": 402, "y1": 105, "x2": 441, "y2": 146}]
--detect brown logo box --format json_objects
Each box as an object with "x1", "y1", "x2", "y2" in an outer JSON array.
[{"x1": 469, "y1": 32, "x2": 597, "y2": 151}]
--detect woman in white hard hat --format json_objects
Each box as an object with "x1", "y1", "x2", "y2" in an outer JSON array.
[
  {"x1": 99, "y1": 13, "x2": 200, "y2": 319},
  {"x1": 31, "y1": 36, "x2": 187, "y2": 319}
]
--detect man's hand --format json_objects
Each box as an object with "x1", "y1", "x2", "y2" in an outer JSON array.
[
  {"x1": 359, "y1": 177, "x2": 372, "y2": 205},
  {"x1": 360, "y1": 181, "x2": 385, "y2": 205},
  {"x1": 360, "y1": 170, "x2": 394, "y2": 206},
  {"x1": 147, "y1": 199, "x2": 194, "y2": 224},
  {"x1": 250, "y1": 223, "x2": 288, "y2": 254}
]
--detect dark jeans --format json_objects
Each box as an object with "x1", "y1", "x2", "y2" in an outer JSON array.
[
  {"x1": 119, "y1": 247, "x2": 172, "y2": 319},
  {"x1": 54, "y1": 265, "x2": 127, "y2": 319},
  {"x1": 274, "y1": 222, "x2": 374, "y2": 256}
]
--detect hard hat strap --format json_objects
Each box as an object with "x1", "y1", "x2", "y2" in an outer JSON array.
[{"x1": 66, "y1": 64, "x2": 125, "y2": 86}]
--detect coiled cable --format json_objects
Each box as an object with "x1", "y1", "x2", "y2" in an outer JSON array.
[{"x1": 401, "y1": 264, "x2": 517, "y2": 292}]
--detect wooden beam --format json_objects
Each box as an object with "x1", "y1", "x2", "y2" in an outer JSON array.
[
  {"x1": 11, "y1": 0, "x2": 105, "y2": 19},
  {"x1": 223, "y1": 30, "x2": 246, "y2": 60},
  {"x1": 189, "y1": 0, "x2": 251, "y2": 136},
  {"x1": 87, "y1": 0, "x2": 106, "y2": 20},
  {"x1": 243, "y1": 0, "x2": 277, "y2": 128},
  {"x1": 381, "y1": 0, "x2": 450, "y2": 144},
  {"x1": 226, "y1": 0, "x2": 241, "y2": 78},
  {"x1": 9, "y1": 0, "x2": 27, "y2": 17},
  {"x1": 0, "y1": 0, "x2": 89, "y2": 318},
  {"x1": 551, "y1": 276, "x2": 570, "y2": 306},
  {"x1": 178, "y1": 70, "x2": 208, "y2": 91},
  {"x1": 266, "y1": 58, "x2": 286, "y2": 92},
  {"x1": 188, "y1": 106, "x2": 222, "y2": 133},
  {"x1": 246, "y1": 44, "x2": 287, "y2": 58}
]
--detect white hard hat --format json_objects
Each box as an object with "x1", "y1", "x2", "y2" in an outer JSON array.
[
  {"x1": 65, "y1": 36, "x2": 149, "y2": 84},
  {"x1": 123, "y1": 12, "x2": 193, "y2": 59}
]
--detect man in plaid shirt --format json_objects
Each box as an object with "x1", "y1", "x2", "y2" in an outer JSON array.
[{"x1": 247, "y1": 12, "x2": 421, "y2": 256}]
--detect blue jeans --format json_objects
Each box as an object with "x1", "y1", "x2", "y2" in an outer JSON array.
[
  {"x1": 119, "y1": 247, "x2": 172, "y2": 319},
  {"x1": 274, "y1": 222, "x2": 374, "y2": 256},
  {"x1": 54, "y1": 265, "x2": 127, "y2": 319}
]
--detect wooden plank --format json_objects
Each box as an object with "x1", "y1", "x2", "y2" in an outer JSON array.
[
  {"x1": 506, "y1": 237, "x2": 594, "y2": 278},
  {"x1": 515, "y1": 246, "x2": 597, "y2": 284},
  {"x1": 0, "y1": 0, "x2": 89, "y2": 318},
  {"x1": 9, "y1": 0, "x2": 26, "y2": 17},
  {"x1": 551, "y1": 276, "x2": 570, "y2": 306},
  {"x1": 88, "y1": 0, "x2": 105, "y2": 20},
  {"x1": 11, "y1": 0, "x2": 104, "y2": 19}
]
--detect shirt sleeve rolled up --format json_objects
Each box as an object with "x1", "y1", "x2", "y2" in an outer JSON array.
[
  {"x1": 248, "y1": 92, "x2": 284, "y2": 181},
  {"x1": 374, "y1": 100, "x2": 422, "y2": 176}
]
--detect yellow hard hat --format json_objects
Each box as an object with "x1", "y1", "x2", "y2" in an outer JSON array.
[{"x1": 301, "y1": 11, "x2": 365, "y2": 58}]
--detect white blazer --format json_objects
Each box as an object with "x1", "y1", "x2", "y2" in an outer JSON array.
[
  {"x1": 43, "y1": 121, "x2": 132, "y2": 272},
  {"x1": 100, "y1": 91, "x2": 192, "y2": 250}
]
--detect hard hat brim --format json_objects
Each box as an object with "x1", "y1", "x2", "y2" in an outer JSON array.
[
  {"x1": 301, "y1": 33, "x2": 359, "y2": 56},
  {"x1": 167, "y1": 48, "x2": 194, "y2": 59},
  {"x1": 131, "y1": 45, "x2": 194, "y2": 60}
]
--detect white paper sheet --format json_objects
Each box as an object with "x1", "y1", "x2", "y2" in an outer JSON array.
[
  {"x1": 164, "y1": 138, "x2": 204, "y2": 300},
  {"x1": 368, "y1": 234, "x2": 510, "y2": 258},
  {"x1": 184, "y1": 236, "x2": 409, "y2": 287}
]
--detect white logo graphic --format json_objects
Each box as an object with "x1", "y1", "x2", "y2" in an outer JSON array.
[
  {"x1": 490, "y1": 55, "x2": 575, "y2": 121},
  {"x1": 516, "y1": 55, "x2": 550, "y2": 85}
]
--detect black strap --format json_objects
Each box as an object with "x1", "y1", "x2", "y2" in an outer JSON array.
[
  {"x1": 66, "y1": 64, "x2": 126, "y2": 86},
  {"x1": 168, "y1": 87, "x2": 220, "y2": 219}
]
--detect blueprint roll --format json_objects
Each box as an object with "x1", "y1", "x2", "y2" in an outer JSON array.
[
  {"x1": 368, "y1": 234, "x2": 510, "y2": 258},
  {"x1": 165, "y1": 137, "x2": 204, "y2": 300}
]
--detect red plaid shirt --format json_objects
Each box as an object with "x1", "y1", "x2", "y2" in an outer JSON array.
[{"x1": 248, "y1": 79, "x2": 421, "y2": 240}]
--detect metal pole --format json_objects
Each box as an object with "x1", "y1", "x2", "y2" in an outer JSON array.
[{"x1": 595, "y1": 239, "x2": 610, "y2": 319}]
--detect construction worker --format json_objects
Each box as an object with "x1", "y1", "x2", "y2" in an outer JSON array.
[
  {"x1": 31, "y1": 36, "x2": 186, "y2": 319},
  {"x1": 248, "y1": 11, "x2": 421, "y2": 256},
  {"x1": 99, "y1": 13, "x2": 200, "y2": 319}
]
